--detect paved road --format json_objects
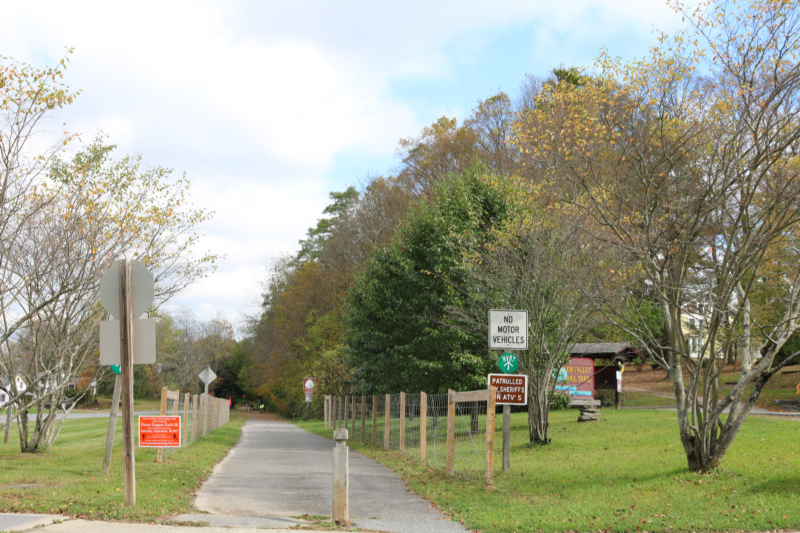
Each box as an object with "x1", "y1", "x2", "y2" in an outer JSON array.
[{"x1": 179, "y1": 420, "x2": 468, "y2": 533}]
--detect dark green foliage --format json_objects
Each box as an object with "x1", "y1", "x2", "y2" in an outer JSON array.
[
  {"x1": 548, "y1": 392, "x2": 571, "y2": 410},
  {"x1": 774, "y1": 331, "x2": 800, "y2": 367},
  {"x1": 346, "y1": 168, "x2": 512, "y2": 394},
  {"x1": 211, "y1": 342, "x2": 250, "y2": 405},
  {"x1": 296, "y1": 187, "x2": 359, "y2": 263}
]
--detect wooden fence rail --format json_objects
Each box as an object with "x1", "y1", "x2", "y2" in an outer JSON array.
[{"x1": 325, "y1": 388, "x2": 496, "y2": 489}]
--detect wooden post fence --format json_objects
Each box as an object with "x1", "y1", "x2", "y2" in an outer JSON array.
[
  {"x1": 420, "y1": 392, "x2": 427, "y2": 465},
  {"x1": 399, "y1": 392, "x2": 406, "y2": 453},
  {"x1": 383, "y1": 394, "x2": 390, "y2": 450},
  {"x1": 485, "y1": 386, "x2": 496, "y2": 490},
  {"x1": 371, "y1": 396, "x2": 377, "y2": 446},
  {"x1": 350, "y1": 395, "x2": 355, "y2": 432},
  {"x1": 360, "y1": 396, "x2": 366, "y2": 441},
  {"x1": 183, "y1": 393, "x2": 190, "y2": 446},
  {"x1": 446, "y1": 389, "x2": 455, "y2": 475}
]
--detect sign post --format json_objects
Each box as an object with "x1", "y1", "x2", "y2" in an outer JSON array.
[
  {"x1": 119, "y1": 260, "x2": 136, "y2": 507},
  {"x1": 99, "y1": 259, "x2": 155, "y2": 507},
  {"x1": 101, "y1": 374, "x2": 122, "y2": 476},
  {"x1": 488, "y1": 309, "x2": 528, "y2": 474},
  {"x1": 303, "y1": 377, "x2": 316, "y2": 418},
  {"x1": 199, "y1": 366, "x2": 217, "y2": 395}
]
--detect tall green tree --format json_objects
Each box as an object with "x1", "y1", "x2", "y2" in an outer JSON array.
[{"x1": 346, "y1": 167, "x2": 516, "y2": 394}]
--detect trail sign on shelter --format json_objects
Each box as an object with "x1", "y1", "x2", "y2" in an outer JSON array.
[
  {"x1": 488, "y1": 309, "x2": 528, "y2": 350},
  {"x1": 555, "y1": 358, "x2": 595, "y2": 398}
]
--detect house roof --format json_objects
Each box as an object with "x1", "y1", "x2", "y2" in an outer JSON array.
[{"x1": 569, "y1": 343, "x2": 642, "y2": 361}]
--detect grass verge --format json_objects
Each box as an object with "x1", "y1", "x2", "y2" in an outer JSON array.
[
  {"x1": 0, "y1": 412, "x2": 244, "y2": 521},
  {"x1": 296, "y1": 409, "x2": 800, "y2": 533}
]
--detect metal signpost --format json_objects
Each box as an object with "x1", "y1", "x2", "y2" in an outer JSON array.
[
  {"x1": 304, "y1": 377, "x2": 316, "y2": 417},
  {"x1": 199, "y1": 366, "x2": 217, "y2": 395},
  {"x1": 488, "y1": 309, "x2": 528, "y2": 473},
  {"x1": 99, "y1": 259, "x2": 155, "y2": 507}
]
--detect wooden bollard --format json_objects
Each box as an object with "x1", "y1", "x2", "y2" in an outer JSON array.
[{"x1": 332, "y1": 428, "x2": 349, "y2": 526}]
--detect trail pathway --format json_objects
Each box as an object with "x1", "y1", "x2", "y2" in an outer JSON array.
[{"x1": 175, "y1": 420, "x2": 468, "y2": 533}]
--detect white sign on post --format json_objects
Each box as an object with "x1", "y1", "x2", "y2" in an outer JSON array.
[
  {"x1": 199, "y1": 366, "x2": 217, "y2": 394},
  {"x1": 199, "y1": 366, "x2": 217, "y2": 385},
  {"x1": 99, "y1": 259, "x2": 156, "y2": 366},
  {"x1": 488, "y1": 309, "x2": 528, "y2": 351}
]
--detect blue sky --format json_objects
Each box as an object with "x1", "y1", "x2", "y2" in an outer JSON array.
[{"x1": 0, "y1": 0, "x2": 691, "y2": 330}]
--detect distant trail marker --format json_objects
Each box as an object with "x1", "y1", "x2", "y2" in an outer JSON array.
[{"x1": 199, "y1": 366, "x2": 217, "y2": 395}]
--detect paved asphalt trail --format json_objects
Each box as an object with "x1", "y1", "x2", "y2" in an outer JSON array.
[{"x1": 183, "y1": 420, "x2": 468, "y2": 533}]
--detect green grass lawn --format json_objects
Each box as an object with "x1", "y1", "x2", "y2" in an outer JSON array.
[
  {"x1": 0, "y1": 412, "x2": 244, "y2": 522},
  {"x1": 74, "y1": 398, "x2": 163, "y2": 412},
  {"x1": 297, "y1": 409, "x2": 800, "y2": 532}
]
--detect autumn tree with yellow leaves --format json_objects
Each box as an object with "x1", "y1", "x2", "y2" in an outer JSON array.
[
  {"x1": 514, "y1": 0, "x2": 800, "y2": 471},
  {"x1": 0, "y1": 54, "x2": 216, "y2": 452}
]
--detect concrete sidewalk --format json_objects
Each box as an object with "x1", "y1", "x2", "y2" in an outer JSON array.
[
  {"x1": 182, "y1": 420, "x2": 467, "y2": 533},
  {"x1": 6, "y1": 516, "x2": 323, "y2": 532}
]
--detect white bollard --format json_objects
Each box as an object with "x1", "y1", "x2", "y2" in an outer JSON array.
[{"x1": 332, "y1": 428, "x2": 349, "y2": 526}]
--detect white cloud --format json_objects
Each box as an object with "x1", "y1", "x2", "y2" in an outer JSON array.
[{"x1": 0, "y1": 0, "x2": 693, "y2": 327}]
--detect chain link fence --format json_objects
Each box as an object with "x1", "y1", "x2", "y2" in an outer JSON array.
[{"x1": 324, "y1": 389, "x2": 496, "y2": 488}]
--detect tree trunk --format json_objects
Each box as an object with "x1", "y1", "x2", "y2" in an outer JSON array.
[
  {"x1": 527, "y1": 393, "x2": 550, "y2": 444},
  {"x1": 470, "y1": 404, "x2": 479, "y2": 434}
]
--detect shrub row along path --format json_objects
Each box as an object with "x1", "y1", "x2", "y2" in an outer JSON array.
[{"x1": 176, "y1": 418, "x2": 468, "y2": 533}]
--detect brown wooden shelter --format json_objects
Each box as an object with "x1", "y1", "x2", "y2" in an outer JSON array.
[{"x1": 568, "y1": 343, "x2": 643, "y2": 409}]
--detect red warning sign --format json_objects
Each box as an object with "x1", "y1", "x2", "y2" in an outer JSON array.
[{"x1": 139, "y1": 416, "x2": 181, "y2": 447}]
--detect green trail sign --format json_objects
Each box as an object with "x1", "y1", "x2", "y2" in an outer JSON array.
[{"x1": 498, "y1": 352, "x2": 519, "y2": 374}]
